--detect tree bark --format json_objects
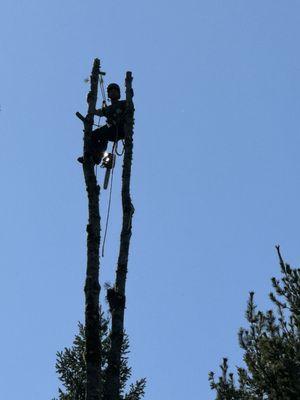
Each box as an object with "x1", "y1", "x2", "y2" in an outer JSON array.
[
  {"x1": 81, "y1": 58, "x2": 102, "y2": 400},
  {"x1": 104, "y1": 72, "x2": 135, "y2": 400}
]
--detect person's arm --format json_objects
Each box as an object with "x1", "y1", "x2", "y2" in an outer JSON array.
[
  {"x1": 88, "y1": 107, "x2": 106, "y2": 117},
  {"x1": 94, "y1": 108, "x2": 105, "y2": 117}
]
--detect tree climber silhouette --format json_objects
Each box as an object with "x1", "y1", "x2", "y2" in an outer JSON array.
[{"x1": 78, "y1": 83, "x2": 127, "y2": 165}]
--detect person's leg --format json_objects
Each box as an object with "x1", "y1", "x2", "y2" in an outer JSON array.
[
  {"x1": 78, "y1": 126, "x2": 109, "y2": 164},
  {"x1": 91, "y1": 126, "x2": 109, "y2": 163},
  {"x1": 106, "y1": 125, "x2": 125, "y2": 142}
]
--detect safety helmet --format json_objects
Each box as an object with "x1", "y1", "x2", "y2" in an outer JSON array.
[{"x1": 107, "y1": 83, "x2": 120, "y2": 94}]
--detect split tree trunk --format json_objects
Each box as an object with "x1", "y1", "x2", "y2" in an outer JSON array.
[
  {"x1": 104, "y1": 72, "x2": 135, "y2": 400},
  {"x1": 82, "y1": 58, "x2": 102, "y2": 400}
]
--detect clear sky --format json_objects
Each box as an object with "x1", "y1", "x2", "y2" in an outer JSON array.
[{"x1": 1, "y1": 1, "x2": 300, "y2": 399}]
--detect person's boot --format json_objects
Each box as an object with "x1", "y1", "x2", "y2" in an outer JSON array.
[
  {"x1": 77, "y1": 152, "x2": 92, "y2": 164},
  {"x1": 77, "y1": 152, "x2": 103, "y2": 165},
  {"x1": 93, "y1": 152, "x2": 103, "y2": 165}
]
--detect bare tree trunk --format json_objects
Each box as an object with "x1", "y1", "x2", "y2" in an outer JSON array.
[
  {"x1": 80, "y1": 58, "x2": 102, "y2": 400},
  {"x1": 104, "y1": 71, "x2": 135, "y2": 400}
]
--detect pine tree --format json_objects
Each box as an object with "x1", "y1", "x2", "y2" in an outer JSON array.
[
  {"x1": 54, "y1": 62, "x2": 142, "y2": 400},
  {"x1": 53, "y1": 317, "x2": 146, "y2": 400},
  {"x1": 209, "y1": 246, "x2": 300, "y2": 400}
]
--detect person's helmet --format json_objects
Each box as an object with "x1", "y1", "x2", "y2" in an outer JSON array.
[{"x1": 107, "y1": 83, "x2": 120, "y2": 96}]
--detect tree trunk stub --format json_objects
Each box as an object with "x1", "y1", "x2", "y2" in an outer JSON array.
[
  {"x1": 82, "y1": 58, "x2": 102, "y2": 400},
  {"x1": 104, "y1": 72, "x2": 135, "y2": 400}
]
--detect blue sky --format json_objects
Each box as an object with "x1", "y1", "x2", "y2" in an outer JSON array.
[{"x1": 1, "y1": 1, "x2": 300, "y2": 399}]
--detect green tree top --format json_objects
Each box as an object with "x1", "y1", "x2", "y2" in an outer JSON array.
[
  {"x1": 53, "y1": 316, "x2": 145, "y2": 400},
  {"x1": 210, "y1": 246, "x2": 300, "y2": 400}
]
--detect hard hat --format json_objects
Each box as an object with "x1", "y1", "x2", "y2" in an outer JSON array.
[{"x1": 107, "y1": 83, "x2": 120, "y2": 93}]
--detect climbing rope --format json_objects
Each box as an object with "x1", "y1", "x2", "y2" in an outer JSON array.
[
  {"x1": 94, "y1": 73, "x2": 108, "y2": 129},
  {"x1": 99, "y1": 74, "x2": 107, "y2": 105},
  {"x1": 115, "y1": 139, "x2": 125, "y2": 156},
  {"x1": 101, "y1": 128, "x2": 124, "y2": 256}
]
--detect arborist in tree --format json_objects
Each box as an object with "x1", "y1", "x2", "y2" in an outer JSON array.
[{"x1": 78, "y1": 83, "x2": 127, "y2": 164}]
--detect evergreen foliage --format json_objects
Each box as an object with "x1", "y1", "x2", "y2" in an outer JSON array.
[
  {"x1": 209, "y1": 247, "x2": 300, "y2": 400},
  {"x1": 53, "y1": 317, "x2": 146, "y2": 400}
]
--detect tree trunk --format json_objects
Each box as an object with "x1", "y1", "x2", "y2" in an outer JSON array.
[
  {"x1": 82, "y1": 58, "x2": 102, "y2": 400},
  {"x1": 104, "y1": 71, "x2": 135, "y2": 400}
]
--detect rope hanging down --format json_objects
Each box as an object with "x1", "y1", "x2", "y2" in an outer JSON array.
[
  {"x1": 101, "y1": 134, "x2": 120, "y2": 257},
  {"x1": 99, "y1": 74, "x2": 107, "y2": 105}
]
